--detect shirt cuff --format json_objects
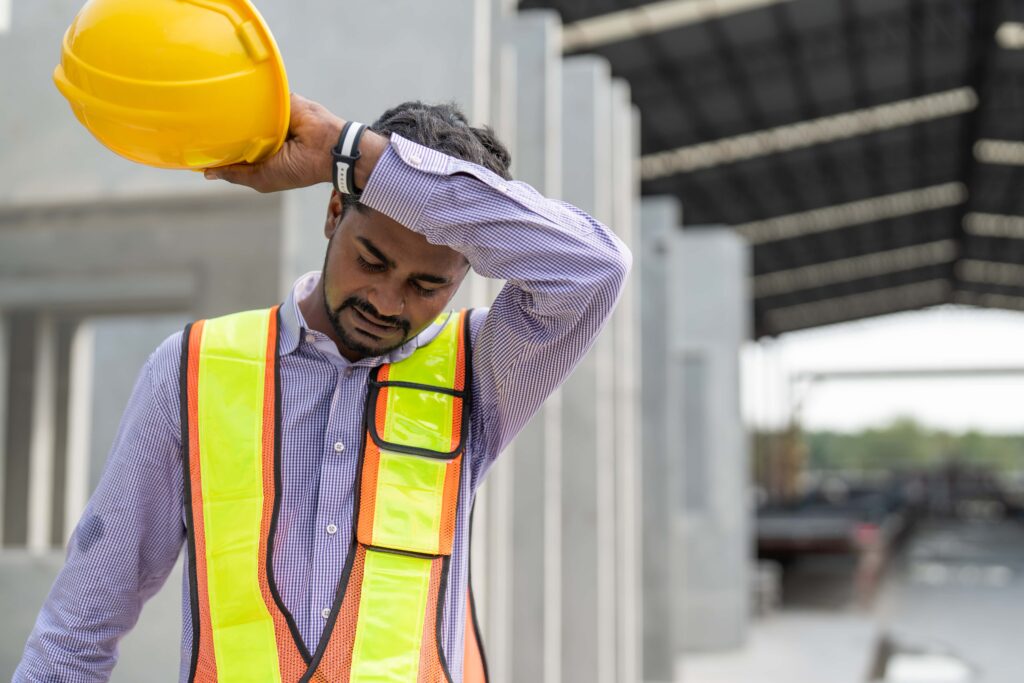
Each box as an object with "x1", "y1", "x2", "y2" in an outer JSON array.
[{"x1": 359, "y1": 134, "x2": 450, "y2": 232}]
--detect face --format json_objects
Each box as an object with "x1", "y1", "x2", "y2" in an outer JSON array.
[{"x1": 319, "y1": 191, "x2": 470, "y2": 360}]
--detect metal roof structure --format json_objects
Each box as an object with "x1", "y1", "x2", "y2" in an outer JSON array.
[{"x1": 519, "y1": 0, "x2": 1024, "y2": 337}]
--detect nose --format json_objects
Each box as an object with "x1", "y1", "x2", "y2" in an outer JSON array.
[{"x1": 367, "y1": 285, "x2": 404, "y2": 319}]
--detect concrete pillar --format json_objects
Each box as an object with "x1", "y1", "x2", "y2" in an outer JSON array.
[
  {"x1": 559, "y1": 55, "x2": 615, "y2": 683},
  {"x1": 672, "y1": 228, "x2": 751, "y2": 652},
  {"x1": 610, "y1": 78, "x2": 641, "y2": 683},
  {"x1": 506, "y1": 10, "x2": 563, "y2": 683},
  {"x1": 638, "y1": 197, "x2": 683, "y2": 682},
  {"x1": 26, "y1": 315, "x2": 56, "y2": 555},
  {"x1": 0, "y1": 314, "x2": 6, "y2": 543}
]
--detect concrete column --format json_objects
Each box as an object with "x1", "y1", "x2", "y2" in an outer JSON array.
[
  {"x1": 672, "y1": 228, "x2": 751, "y2": 652},
  {"x1": 638, "y1": 197, "x2": 683, "y2": 682},
  {"x1": 26, "y1": 315, "x2": 56, "y2": 554},
  {"x1": 0, "y1": 314, "x2": 7, "y2": 542},
  {"x1": 610, "y1": 78, "x2": 641, "y2": 683},
  {"x1": 560, "y1": 55, "x2": 615, "y2": 683},
  {"x1": 506, "y1": 11, "x2": 563, "y2": 683},
  {"x1": 63, "y1": 322, "x2": 92, "y2": 542}
]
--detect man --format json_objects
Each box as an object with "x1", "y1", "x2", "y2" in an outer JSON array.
[{"x1": 15, "y1": 94, "x2": 630, "y2": 682}]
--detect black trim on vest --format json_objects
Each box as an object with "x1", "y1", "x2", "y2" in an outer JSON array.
[
  {"x1": 437, "y1": 309, "x2": 477, "y2": 683},
  {"x1": 265, "y1": 308, "x2": 313, "y2": 664},
  {"x1": 368, "y1": 378, "x2": 468, "y2": 398},
  {"x1": 179, "y1": 323, "x2": 201, "y2": 683},
  {"x1": 437, "y1": 555, "x2": 455, "y2": 683},
  {"x1": 467, "y1": 502, "x2": 491, "y2": 683},
  {"x1": 364, "y1": 544, "x2": 443, "y2": 561}
]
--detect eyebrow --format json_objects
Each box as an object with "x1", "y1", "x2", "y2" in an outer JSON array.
[{"x1": 356, "y1": 236, "x2": 452, "y2": 285}]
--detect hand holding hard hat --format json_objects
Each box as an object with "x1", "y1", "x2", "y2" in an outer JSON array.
[{"x1": 203, "y1": 94, "x2": 388, "y2": 195}]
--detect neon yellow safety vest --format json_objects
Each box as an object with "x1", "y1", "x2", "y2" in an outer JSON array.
[{"x1": 179, "y1": 306, "x2": 488, "y2": 682}]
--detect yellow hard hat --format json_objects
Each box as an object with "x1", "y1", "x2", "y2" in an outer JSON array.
[{"x1": 53, "y1": 0, "x2": 290, "y2": 170}]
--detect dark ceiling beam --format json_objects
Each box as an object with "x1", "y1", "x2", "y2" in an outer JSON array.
[
  {"x1": 755, "y1": 278, "x2": 952, "y2": 336},
  {"x1": 618, "y1": 0, "x2": 967, "y2": 106},
  {"x1": 635, "y1": 33, "x2": 773, "y2": 222},
  {"x1": 840, "y1": 0, "x2": 888, "y2": 266},
  {"x1": 951, "y1": 0, "x2": 1000, "y2": 290},
  {"x1": 700, "y1": 16, "x2": 811, "y2": 214}
]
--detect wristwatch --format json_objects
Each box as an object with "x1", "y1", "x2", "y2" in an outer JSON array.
[{"x1": 331, "y1": 121, "x2": 367, "y2": 196}]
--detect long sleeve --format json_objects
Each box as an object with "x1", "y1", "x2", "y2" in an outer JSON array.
[
  {"x1": 360, "y1": 134, "x2": 632, "y2": 477},
  {"x1": 14, "y1": 342, "x2": 186, "y2": 682}
]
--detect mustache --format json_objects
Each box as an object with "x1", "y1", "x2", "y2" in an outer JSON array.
[{"x1": 337, "y1": 297, "x2": 410, "y2": 335}]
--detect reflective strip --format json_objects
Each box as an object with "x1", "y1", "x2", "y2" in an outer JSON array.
[
  {"x1": 197, "y1": 309, "x2": 281, "y2": 683},
  {"x1": 349, "y1": 550, "x2": 434, "y2": 682},
  {"x1": 371, "y1": 450, "x2": 448, "y2": 555},
  {"x1": 369, "y1": 313, "x2": 460, "y2": 555}
]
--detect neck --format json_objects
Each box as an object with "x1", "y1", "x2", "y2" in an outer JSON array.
[{"x1": 297, "y1": 280, "x2": 365, "y2": 362}]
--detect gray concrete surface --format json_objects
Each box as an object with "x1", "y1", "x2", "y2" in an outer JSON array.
[
  {"x1": 508, "y1": 10, "x2": 564, "y2": 683},
  {"x1": 673, "y1": 228, "x2": 752, "y2": 653},
  {"x1": 639, "y1": 197, "x2": 684, "y2": 683},
  {"x1": 559, "y1": 54, "x2": 616, "y2": 683}
]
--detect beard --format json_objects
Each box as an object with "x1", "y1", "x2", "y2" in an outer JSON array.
[{"x1": 321, "y1": 265, "x2": 412, "y2": 359}]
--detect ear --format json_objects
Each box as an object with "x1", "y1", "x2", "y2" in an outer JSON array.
[{"x1": 324, "y1": 190, "x2": 344, "y2": 239}]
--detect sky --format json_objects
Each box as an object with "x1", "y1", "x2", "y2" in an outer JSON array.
[{"x1": 743, "y1": 305, "x2": 1024, "y2": 434}]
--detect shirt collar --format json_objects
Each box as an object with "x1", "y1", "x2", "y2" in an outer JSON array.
[{"x1": 278, "y1": 271, "x2": 453, "y2": 366}]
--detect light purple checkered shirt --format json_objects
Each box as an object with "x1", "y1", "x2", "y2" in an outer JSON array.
[{"x1": 15, "y1": 134, "x2": 630, "y2": 682}]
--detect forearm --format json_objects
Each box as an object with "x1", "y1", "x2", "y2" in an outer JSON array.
[{"x1": 360, "y1": 134, "x2": 631, "y2": 319}]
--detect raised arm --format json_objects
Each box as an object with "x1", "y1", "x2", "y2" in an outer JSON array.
[{"x1": 359, "y1": 136, "x2": 631, "y2": 476}]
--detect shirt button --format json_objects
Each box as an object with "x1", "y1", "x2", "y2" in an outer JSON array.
[
  {"x1": 305, "y1": 333, "x2": 316, "y2": 343},
  {"x1": 333, "y1": 441, "x2": 345, "y2": 453},
  {"x1": 326, "y1": 523, "x2": 338, "y2": 535},
  {"x1": 409, "y1": 154, "x2": 423, "y2": 166},
  {"x1": 321, "y1": 607, "x2": 331, "y2": 620},
  {"x1": 343, "y1": 367, "x2": 354, "y2": 378}
]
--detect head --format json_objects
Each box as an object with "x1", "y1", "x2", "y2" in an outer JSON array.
[{"x1": 319, "y1": 101, "x2": 512, "y2": 360}]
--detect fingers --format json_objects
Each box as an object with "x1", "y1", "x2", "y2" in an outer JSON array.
[{"x1": 204, "y1": 163, "x2": 274, "y2": 193}]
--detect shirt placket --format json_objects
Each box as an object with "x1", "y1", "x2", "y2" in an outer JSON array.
[{"x1": 308, "y1": 360, "x2": 367, "y2": 644}]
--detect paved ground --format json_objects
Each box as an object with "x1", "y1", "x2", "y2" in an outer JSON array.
[
  {"x1": 677, "y1": 610, "x2": 878, "y2": 683},
  {"x1": 874, "y1": 519, "x2": 1024, "y2": 683},
  {"x1": 679, "y1": 519, "x2": 1024, "y2": 683}
]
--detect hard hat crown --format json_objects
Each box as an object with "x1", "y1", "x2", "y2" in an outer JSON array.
[{"x1": 53, "y1": 0, "x2": 290, "y2": 170}]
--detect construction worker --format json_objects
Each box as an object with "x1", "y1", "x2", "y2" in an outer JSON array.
[{"x1": 14, "y1": 94, "x2": 630, "y2": 682}]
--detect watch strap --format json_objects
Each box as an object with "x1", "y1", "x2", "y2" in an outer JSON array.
[{"x1": 332, "y1": 121, "x2": 366, "y2": 196}]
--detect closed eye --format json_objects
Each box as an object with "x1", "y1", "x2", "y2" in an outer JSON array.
[
  {"x1": 357, "y1": 255, "x2": 386, "y2": 273},
  {"x1": 412, "y1": 280, "x2": 443, "y2": 297}
]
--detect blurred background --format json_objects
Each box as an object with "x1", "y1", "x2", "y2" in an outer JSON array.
[{"x1": 2, "y1": 0, "x2": 1023, "y2": 681}]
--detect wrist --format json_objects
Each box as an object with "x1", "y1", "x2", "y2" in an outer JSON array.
[
  {"x1": 353, "y1": 131, "x2": 388, "y2": 192},
  {"x1": 321, "y1": 119, "x2": 346, "y2": 184}
]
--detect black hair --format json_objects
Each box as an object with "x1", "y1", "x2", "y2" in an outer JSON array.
[{"x1": 343, "y1": 101, "x2": 512, "y2": 213}]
